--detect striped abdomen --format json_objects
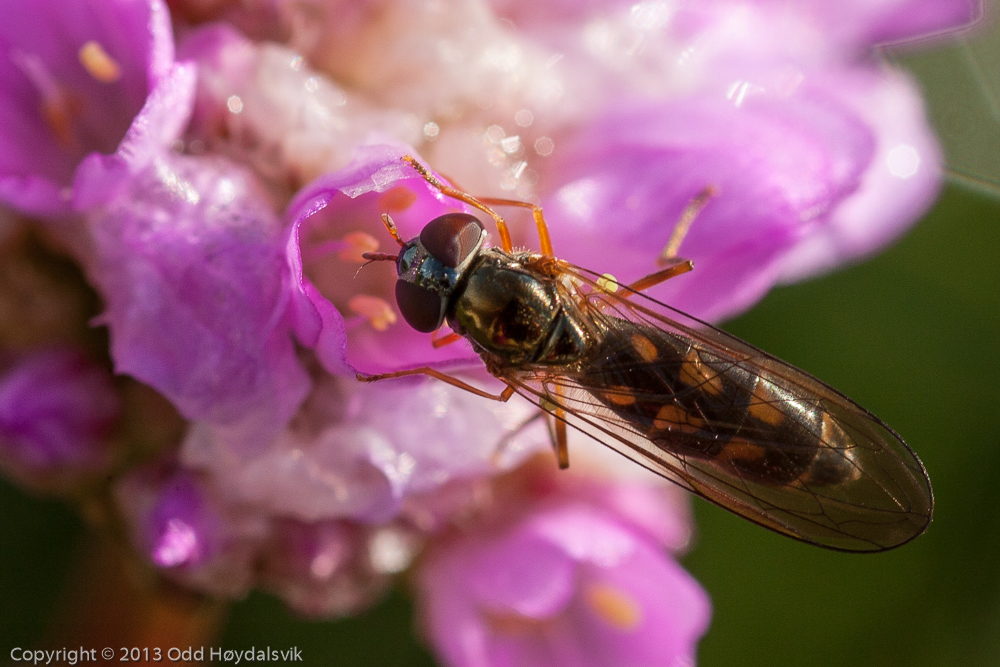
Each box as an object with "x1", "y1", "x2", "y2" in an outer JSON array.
[{"x1": 579, "y1": 319, "x2": 858, "y2": 487}]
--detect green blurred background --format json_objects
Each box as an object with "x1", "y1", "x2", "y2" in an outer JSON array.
[{"x1": 3, "y1": 29, "x2": 1000, "y2": 667}]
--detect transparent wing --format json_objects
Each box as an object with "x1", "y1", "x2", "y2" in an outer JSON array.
[
  {"x1": 887, "y1": 19, "x2": 1000, "y2": 197},
  {"x1": 498, "y1": 263, "x2": 933, "y2": 552}
]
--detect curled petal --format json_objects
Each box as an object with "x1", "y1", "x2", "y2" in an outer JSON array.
[
  {"x1": 286, "y1": 144, "x2": 486, "y2": 374},
  {"x1": 0, "y1": 0, "x2": 176, "y2": 217},
  {"x1": 73, "y1": 61, "x2": 197, "y2": 210},
  {"x1": 88, "y1": 152, "x2": 309, "y2": 451}
]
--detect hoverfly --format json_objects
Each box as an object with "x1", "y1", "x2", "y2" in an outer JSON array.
[{"x1": 358, "y1": 155, "x2": 933, "y2": 552}]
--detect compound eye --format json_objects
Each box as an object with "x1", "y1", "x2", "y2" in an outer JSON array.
[
  {"x1": 419, "y1": 213, "x2": 485, "y2": 268},
  {"x1": 396, "y1": 242, "x2": 419, "y2": 275},
  {"x1": 395, "y1": 280, "x2": 445, "y2": 333}
]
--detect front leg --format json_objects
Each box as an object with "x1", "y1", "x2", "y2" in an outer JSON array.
[{"x1": 357, "y1": 367, "x2": 516, "y2": 402}]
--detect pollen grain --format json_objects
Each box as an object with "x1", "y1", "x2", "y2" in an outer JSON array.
[
  {"x1": 79, "y1": 41, "x2": 122, "y2": 83},
  {"x1": 585, "y1": 582, "x2": 642, "y2": 631},
  {"x1": 596, "y1": 273, "x2": 620, "y2": 293}
]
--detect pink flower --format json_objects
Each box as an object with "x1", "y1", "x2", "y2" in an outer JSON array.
[
  {"x1": 0, "y1": 1, "x2": 979, "y2": 663},
  {"x1": 416, "y1": 461, "x2": 709, "y2": 667},
  {"x1": 85, "y1": 150, "x2": 310, "y2": 452},
  {"x1": 180, "y1": 371, "x2": 542, "y2": 525},
  {"x1": 0, "y1": 346, "x2": 118, "y2": 479},
  {"x1": 286, "y1": 144, "x2": 486, "y2": 374},
  {"x1": 522, "y1": 0, "x2": 970, "y2": 320},
  {"x1": 258, "y1": 518, "x2": 418, "y2": 618},
  {"x1": 0, "y1": 0, "x2": 179, "y2": 218},
  {"x1": 116, "y1": 464, "x2": 267, "y2": 597}
]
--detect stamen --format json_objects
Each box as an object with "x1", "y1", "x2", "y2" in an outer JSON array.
[
  {"x1": 42, "y1": 97, "x2": 77, "y2": 149},
  {"x1": 302, "y1": 232, "x2": 384, "y2": 264},
  {"x1": 596, "y1": 273, "x2": 620, "y2": 293},
  {"x1": 378, "y1": 185, "x2": 417, "y2": 212},
  {"x1": 349, "y1": 295, "x2": 397, "y2": 331},
  {"x1": 484, "y1": 609, "x2": 553, "y2": 636},
  {"x1": 337, "y1": 231, "x2": 380, "y2": 262},
  {"x1": 78, "y1": 41, "x2": 122, "y2": 83},
  {"x1": 12, "y1": 51, "x2": 78, "y2": 149},
  {"x1": 585, "y1": 582, "x2": 642, "y2": 631}
]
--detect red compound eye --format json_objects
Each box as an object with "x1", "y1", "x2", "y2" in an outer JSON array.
[
  {"x1": 419, "y1": 213, "x2": 484, "y2": 268},
  {"x1": 395, "y1": 280, "x2": 444, "y2": 333}
]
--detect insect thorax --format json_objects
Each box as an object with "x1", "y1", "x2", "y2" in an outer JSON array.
[{"x1": 447, "y1": 249, "x2": 593, "y2": 367}]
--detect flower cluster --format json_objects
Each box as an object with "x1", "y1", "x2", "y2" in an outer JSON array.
[{"x1": 0, "y1": 0, "x2": 977, "y2": 665}]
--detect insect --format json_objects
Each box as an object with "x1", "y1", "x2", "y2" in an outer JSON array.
[{"x1": 358, "y1": 155, "x2": 933, "y2": 552}]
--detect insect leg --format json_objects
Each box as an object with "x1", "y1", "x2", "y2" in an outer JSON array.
[
  {"x1": 657, "y1": 186, "x2": 717, "y2": 265},
  {"x1": 539, "y1": 385, "x2": 571, "y2": 468},
  {"x1": 402, "y1": 156, "x2": 515, "y2": 253},
  {"x1": 627, "y1": 259, "x2": 694, "y2": 292},
  {"x1": 553, "y1": 409, "x2": 569, "y2": 469},
  {"x1": 473, "y1": 197, "x2": 554, "y2": 257},
  {"x1": 618, "y1": 186, "x2": 715, "y2": 294},
  {"x1": 427, "y1": 163, "x2": 555, "y2": 256},
  {"x1": 431, "y1": 331, "x2": 463, "y2": 348},
  {"x1": 379, "y1": 213, "x2": 406, "y2": 246},
  {"x1": 357, "y1": 367, "x2": 516, "y2": 402}
]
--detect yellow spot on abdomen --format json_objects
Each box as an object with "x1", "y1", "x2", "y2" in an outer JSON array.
[
  {"x1": 630, "y1": 333, "x2": 658, "y2": 363},
  {"x1": 585, "y1": 582, "x2": 642, "y2": 631},
  {"x1": 748, "y1": 380, "x2": 785, "y2": 426},
  {"x1": 600, "y1": 386, "x2": 636, "y2": 406},
  {"x1": 718, "y1": 439, "x2": 767, "y2": 465},
  {"x1": 654, "y1": 403, "x2": 705, "y2": 432},
  {"x1": 79, "y1": 41, "x2": 122, "y2": 83},
  {"x1": 679, "y1": 349, "x2": 725, "y2": 395},
  {"x1": 820, "y1": 412, "x2": 849, "y2": 447}
]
